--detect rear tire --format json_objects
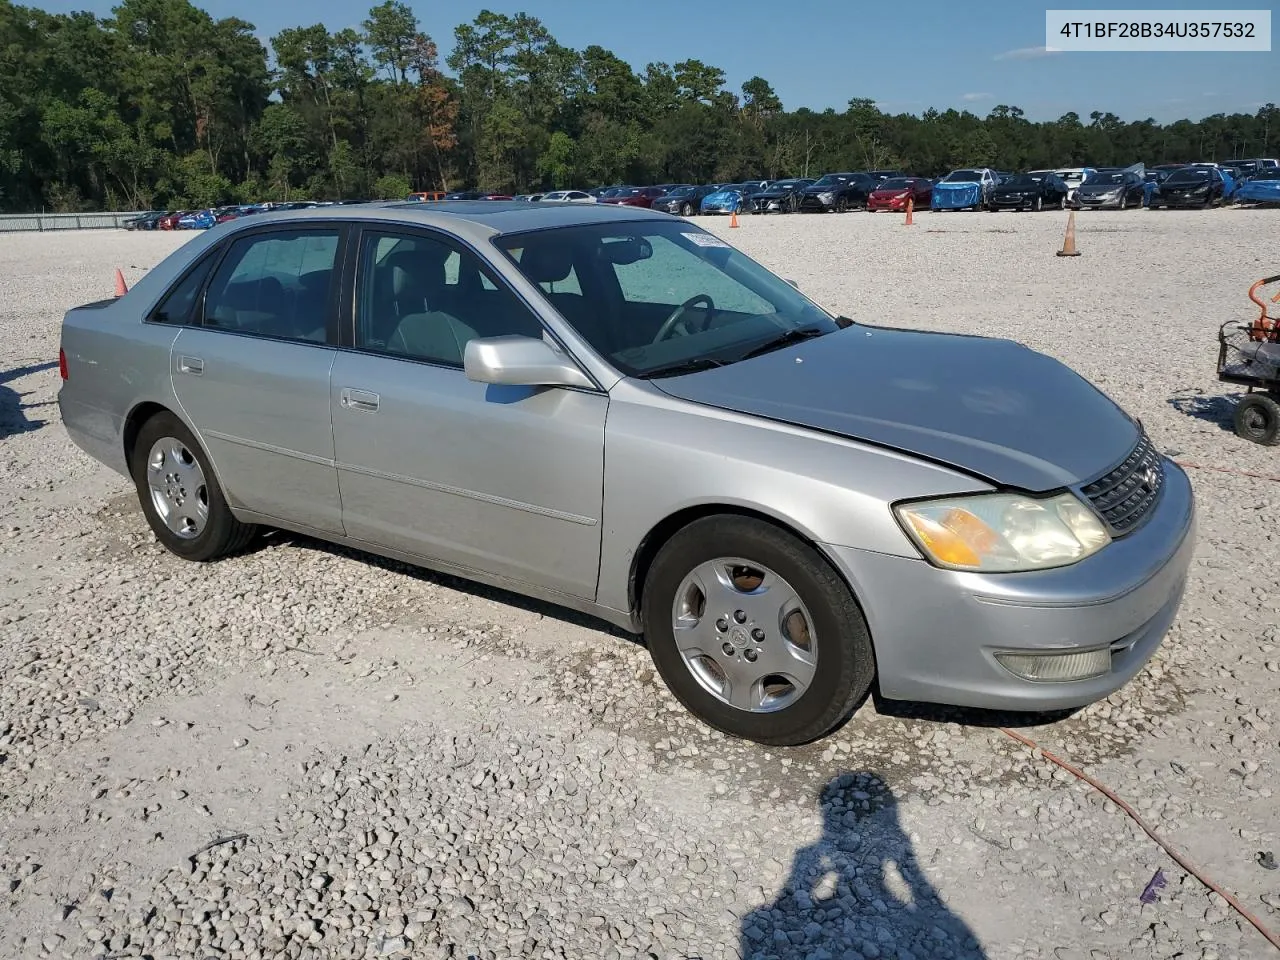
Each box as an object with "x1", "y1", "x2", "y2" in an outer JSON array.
[
  {"x1": 1234, "y1": 394, "x2": 1280, "y2": 446},
  {"x1": 130, "y1": 412, "x2": 256, "y2": 561},
  {"x1": 641, "y1": 515, "x2": 875, "y2": 746}
]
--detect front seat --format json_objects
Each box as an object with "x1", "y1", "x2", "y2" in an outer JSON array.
[{"x1": 518, "y1": 240, "x2": 612, "y2": 352}]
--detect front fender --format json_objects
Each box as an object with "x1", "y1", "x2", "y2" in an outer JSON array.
[{"x1": 596, "y1": 379, "x2": 992, "y2": 614}]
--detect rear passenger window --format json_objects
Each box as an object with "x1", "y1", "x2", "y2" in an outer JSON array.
[
  {"x1": 201, "y1": 229, "x2": 340, "y2": 344},
  {"x1": 149, "y1": 253, "x2": 218, "y2": 325}
]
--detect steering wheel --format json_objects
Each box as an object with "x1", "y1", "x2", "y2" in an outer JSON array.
[{"x1": 652, "y1": 294, "x2": 716, "y2": 343}]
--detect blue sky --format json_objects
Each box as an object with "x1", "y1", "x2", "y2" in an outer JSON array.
[{"x1": 40, "y1": 0, "x2": 1278, "y2": 122}]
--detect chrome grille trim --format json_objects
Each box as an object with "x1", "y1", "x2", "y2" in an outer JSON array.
[{"x1": 1078, "y1": 433, "x2": 1165, "y2": 536}]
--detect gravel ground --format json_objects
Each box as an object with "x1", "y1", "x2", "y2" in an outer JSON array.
[{"x1": 1, "y1": 207, "x2": 1278, "y2": 960}]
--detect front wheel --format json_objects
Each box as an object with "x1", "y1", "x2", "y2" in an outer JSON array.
[
  {"x1": 681, "y1": 203, "x2": 693, "y2": 217},
  {"x1": 835, "y1": 196, "x2": 848, "y2": 213},
  {"x1": 130, "y1": 412, "x2": 257, "y2": 561},
  {"x1": 1119, "y1": 193, "x2": 1128, "y2": 210},
  {"x1": 641, "y1": 516, "x2": 875, "y2": 745},
  {"x1": 1234, "y1": 394, "x2": 1280, "y2": 445}
]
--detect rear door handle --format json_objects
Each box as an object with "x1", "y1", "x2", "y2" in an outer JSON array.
[
  {"x1": 340, "y1": 387, "x2": 380, "y2": 412},
  {"x1": 177, "y1": 355, "x2": 204, "y2": 375}
]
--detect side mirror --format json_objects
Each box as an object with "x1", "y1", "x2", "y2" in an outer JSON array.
[
  {"x1": 784, "y1": 278, "x2": 799, "y2": 289},
  {"x1": 464, "y1": 335, "x2": 594, "y2": 390}
]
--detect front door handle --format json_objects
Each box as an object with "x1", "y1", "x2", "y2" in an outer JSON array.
[
  {"x1": 177, "y1": 355, "x2": 204, "y2": 375},
  {"x1": 340, "y1": 387, "x2": 380, "y2": 412}
]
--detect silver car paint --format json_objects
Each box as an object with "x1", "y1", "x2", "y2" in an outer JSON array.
[
  {"x1": 58, "y1": 201, "x2": 1195, "y2": 712},
  {"x1": 653, "y1": 324, "x2": 1141, "y2": 492},
  {"x1": 170, "y1": 330, "x2": 344, "y2": 534},
  {"x1": 329, "y1": 349, "x2": 608, "y2": 600}
]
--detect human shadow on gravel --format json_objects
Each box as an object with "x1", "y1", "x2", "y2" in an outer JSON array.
[
  {"x1": 0, "y1": 361, "x2": 58, "y2": 441},
  {"x1": 1167, "y1": 393, "x2": 1236, "y2": 432},
  {"x1": 741, "y1": 773, "x2": 988, "y2": 960}
]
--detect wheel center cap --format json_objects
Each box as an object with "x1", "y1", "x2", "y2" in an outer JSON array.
[{"x1": 729, "y1": 626, "x2": 750, "y2": 648}]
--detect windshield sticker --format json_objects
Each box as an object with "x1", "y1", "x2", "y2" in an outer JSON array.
[{"x1": 682, "y1": 232, "x2": 730, "y2": 248}]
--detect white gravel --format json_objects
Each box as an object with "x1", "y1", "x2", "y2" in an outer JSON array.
[{"x1": 1, "y1": 208, "x2": 1278, "y2": 960}]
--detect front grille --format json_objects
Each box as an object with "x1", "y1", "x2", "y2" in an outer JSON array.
[{"x1": 1079, "y1": 434, "x2": 1165, "y2": 536}]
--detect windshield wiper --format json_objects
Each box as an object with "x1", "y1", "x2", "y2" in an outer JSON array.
[
  {"x1": 641, "y1": 356, "x2": 729, "y2": 379},
  {"x1": 736, "y1": 325, "x2": 828, "y2": 362}
]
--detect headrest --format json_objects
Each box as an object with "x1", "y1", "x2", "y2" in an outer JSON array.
[
  {"x1": 384, "y1": 250, "x2": 443, "y2": 299},
  {"x1": 519, "y1": 242, "x2": 574, "y2": 284}
]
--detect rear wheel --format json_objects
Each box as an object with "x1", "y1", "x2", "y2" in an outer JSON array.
[
  {"x1": 1234, "y1": 394, "x2": 1280, "y2": 446},
  {"x1": 130, "y1": 412, "x2": 256, "y2": 561},
  {"x1": 641, "y1": 516, "x2": 875, "y2": 745}
]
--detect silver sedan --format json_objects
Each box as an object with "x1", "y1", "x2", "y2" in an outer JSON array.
[{"x1": 57, "y1": 201, "x2": 1195, "y2": 745}]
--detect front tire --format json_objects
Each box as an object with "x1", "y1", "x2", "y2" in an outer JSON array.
[
  {"x1": 681, "y1": 203, "x2": 693, "y2": 217},
  {"x1": 1234, "y1": 394, "x2": 1280, "y2": 446},
  {"x1": 130, "y1": 412, "x2": 256, "y2": 561},
  {"x1": 641, "y1": 516, "x2": 875, "y2": 746}
]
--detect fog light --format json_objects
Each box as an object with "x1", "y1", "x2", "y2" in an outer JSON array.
[{"x1": 995, "y1": 648, "x2": 1111, "y2": 682}]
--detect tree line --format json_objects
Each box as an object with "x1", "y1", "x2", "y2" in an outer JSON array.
[{"x1": 2, "y1": 0, "x2": 1277, "y2": 212}]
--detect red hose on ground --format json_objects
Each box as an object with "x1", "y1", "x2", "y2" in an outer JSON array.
[{"x1": 998, "y1": 727, "x2": 1280, "y2": 953}]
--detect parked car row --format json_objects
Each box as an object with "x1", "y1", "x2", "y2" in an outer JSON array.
[
  {"x1": 122, "y1": 156, "x2": 1280, "y2": 233},
  {"x1": 123, "y1": 200, "x2": 368, "y2": 231}
]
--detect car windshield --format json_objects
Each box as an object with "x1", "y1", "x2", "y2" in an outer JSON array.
[
  {"x1": 877, "y1": 178, "x2": 913, "y2": 190},
  {"x1": 1002, "y1": 175, "x2": 1043, "y2": 187},
  {"x1": 1087, "y1": 172, "x2": 1125, "y2": 185},
  {"x1": 944, "y1": 170, "x2": 983, "y2": 182},
  {"x1": 811, "y1": 175, "x2": 846, "y2": 187},
  {"x1": 665, "y1": 186, "x2": 694, "y2": 197},
  {"x1": 1167, "y1": 169, "x2": 1211, "y2": 183},
  {"x1": 1255, "y1": 169, "x2": 1280, "y2": 180},
  {"x1": 494, "y1": 220, "x2": 838, "y2": 378}
]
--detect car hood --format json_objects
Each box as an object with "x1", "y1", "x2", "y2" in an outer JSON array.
[
  {"x1": 992, "y1": 183, "x2": 1036, "y2": 193},
  {"x1": 651, "y1": 325, "x2": 1139, "y2": 491}
]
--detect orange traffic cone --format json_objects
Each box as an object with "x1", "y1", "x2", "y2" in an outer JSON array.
[
  {"x1": 729, "y1": 209, "x2": 740, "y2": 228},
  {"x1": 904, "y1": 196, "x2": 914, "y2": 226},
  {"x1": 1056, "y1": 211, "x2": 1080, "y2": 257},
  {"x1": 113, "y1": 268, "x2": 129, "y2": 296}
]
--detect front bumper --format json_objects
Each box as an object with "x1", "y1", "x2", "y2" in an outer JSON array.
[
  {"x1": 749, "y1": 196, "x2": 792, "y2": 213},
  {"x1": 1075, "y1": 194, "x2": 1123, "y2": 209},
  {"x1": 797, "y1": 196, "x2": 836, "y2": 212},
  {"x1": 867, "y1": 196, "x2": 908, "y2": 211},
  {"x1": 821, "y1": 458, "x2": 1196, "y2": 712},
  {"x1": 1152, "y1": 192, "x2": 1210, "y2": 207},
  {"x1": 989, "y1": 194, "x2": 1034, "y2": 209}
]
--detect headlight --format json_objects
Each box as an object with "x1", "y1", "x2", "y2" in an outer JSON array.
[
  {"x1": 894, "y1": 492, "x2": 1111, "y2": 573},
  {"x1": 818, "y1": 191, "x2": 834, "y2": 203}
]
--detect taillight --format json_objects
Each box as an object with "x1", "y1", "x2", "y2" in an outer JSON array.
[{"x1": 59, "y1": 347, "x2": 68, "y2": 380}]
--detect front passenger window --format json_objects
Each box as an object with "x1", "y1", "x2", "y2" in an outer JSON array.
[{"x1": 355, "y1": 230, "x2": 544, "y2": 367}]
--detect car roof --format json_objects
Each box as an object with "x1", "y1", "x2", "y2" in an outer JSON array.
[{"x1": 219, "y1": 199, "x2": 669, "y2": 242}]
